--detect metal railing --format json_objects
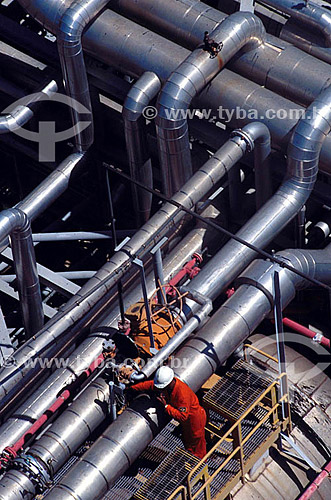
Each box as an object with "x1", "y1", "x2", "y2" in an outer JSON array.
[{"x1": 168, "y1": 349, "x2": 291, "y2": 500}]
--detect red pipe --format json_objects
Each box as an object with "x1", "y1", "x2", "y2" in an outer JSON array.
[
  {"x1": 1, "y1": 353, "x2": 105, "y2": 465},
  {"x1": 298, "y1": 461, "x2": 331, "y2": 500},
  {"x1": 283, "y1": 317, "x2": 330, "y2": 349},
  {"x1": 166, "y1": 253, "x2": 202, "y2": 295}
]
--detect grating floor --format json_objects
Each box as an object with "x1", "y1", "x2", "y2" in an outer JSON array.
[
  {"x1": 41, "y1": 361, "x2": 276, "y2": 500},
  {"x1": 133, "y1": 448, "x2": 200, "y2": 500},
  {"x1": 203, "y1": 359, "x2": 273, "y2": 420}
]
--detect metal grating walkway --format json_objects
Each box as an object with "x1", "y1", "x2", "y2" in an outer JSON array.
[
  {"x1": 203, "y1": 359, "x2": 273, "y2": 420},
  {"x1": 133, "y1": 448, "x2": 200, "y2": 500}
]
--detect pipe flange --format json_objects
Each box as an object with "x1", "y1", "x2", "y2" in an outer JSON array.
[
  {"x1": 231, "y1": 129, "x2": 255, "y2": 153},
  {"x1": 12, "y1": 454, "x2": 51, "y2": 492}
]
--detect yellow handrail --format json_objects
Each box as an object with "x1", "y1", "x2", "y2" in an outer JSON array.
[
  {"x1": 243, "y1": 344, "x2": 279, "y2": 363},
  {"x1": 188, "y1": 394, "x2": 289, "y2": 500},
  {"x1": 186, "y1": 373, "x2": 289, "y2": 500},
  {"x1": 168, "y1": 485, "x2": 187, "y2": 500}
]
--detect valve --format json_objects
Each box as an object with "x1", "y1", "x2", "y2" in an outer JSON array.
[{"x1": 203, "y1": 31, "x2": 223, "y2": 58}]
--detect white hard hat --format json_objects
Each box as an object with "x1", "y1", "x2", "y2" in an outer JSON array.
[{"x1": 154, "y1": 366, "x2": 174, "y2": 389}]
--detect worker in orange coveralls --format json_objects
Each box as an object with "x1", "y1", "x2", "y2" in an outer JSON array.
[{"x1": 131, "y1": 366, "x2": 207, "y2": 459}]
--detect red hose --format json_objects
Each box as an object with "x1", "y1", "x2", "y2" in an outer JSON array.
[
  {"x1": 298, "y1": 461, "x2": 331, "y2": 500},
  {"x1": 283, "y1": 317, "x2": 330, "y2": 349},
  {"x1": 1, "y1": 353, "x2": 105, "y2": 463}
]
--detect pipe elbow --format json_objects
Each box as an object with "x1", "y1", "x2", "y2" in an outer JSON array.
[
  {"x1": 123, "y1": 72, "x2": 161, "y2": 122},
  {"x1": 0, "y1": 208, "x2": 28, "y2": 245},
  {"x1": 130, "y1": 371, "x2": 146, "y2": 383}
]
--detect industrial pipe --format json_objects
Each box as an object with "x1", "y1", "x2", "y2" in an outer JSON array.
[
  {"x1": 0, "y1": 209, "x2": 43, "y2": 337},
  {"x1": 0, "y1": 132, "x2": 249, "y2": 402},
  {"x1": 0, "y1": 80, "x2": 57, "y2": 134},
  {"x1": 232, "y1": 122, "x2": 272, "y2": 209},
  {"x1": 156, "y1": 11, "x2": 266, "y2": 194},
  {"x1": 41, "y1": 243, "x2": 331, "y2": 499},
  {"x1": 260, "y1": 0, "x2": 331, "y2": 47},
  {"x1": 130, "y1": 287, "x2": 212, "y2": 382},
  {"x1": 282, "y1": 317, "x2": 330, "y2": 349},
  {"x1": 123, "y1": 72, "x2": 161, "y2": 225},
  {"x1": 186, "y1": 85, "x2": 331, "y2": 302},
  {"x1": 110, "y1": 0, "x2": 331, "y2": 107},
  {"x1": 57, "y1": 0, "x2": 110, "y2": 151},
  {"x1": 0, "y1": 377, "x2": 110, "y2": 500},
  {"x1": 16, "y1": 4, "x2": 331, "y2": 171},
  {"x1": 0, "y1": 210, "x2": 216, "y2": 453}
]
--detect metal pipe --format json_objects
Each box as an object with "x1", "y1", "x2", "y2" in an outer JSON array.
[
  {"x1": 186, "y1": 86, "x2": 331, "y2": 302},
  {"x1": 110, "y1": 0, "x2": 331, "y2": 108},
  {"x1": 0, "y1": 134, "x2": 248, "y2": 402},
  {"x1": 280, "y1": 21, "x2": 331, "y2": 64},
  {"x1": 16, "y1": 4, "x2": 331, "y2": 172},
  {"x1": 0, "y1": 209, "x2": 43, "y2": 337},
  {"x1": 0, "y1": 80, "x2": 57, "y2": 134},
  {"x1": 282, "y1": 317, "x2": 330, "y2": 349},
  {"x1": 0, "y1": 209, "x2": 217, "y2": 454},
  {"x1": 232, "y1": 122, "x2": 272, "y2": 209},
  {"x1": 260, "y1": 0, "x2": 331, "y2": 47},
  {"x1": 131, "y1": 287, "x2": 212, "y2": 382},
  {"x1": 123, "y1": 72, "x2": 161, "y2": 225},
  {"x1": 0, "y1": 377, "x2": 110, "y2": 500},
  {"x1": 41, "y1": 245, "x2": 331, "y2": 499},
  {"x1": 16, "y1": 153, "x2": 85, "y2": 221},
  {"x1": 57, "y1": 0, "x2": 109, "y2": 151},
  {"x1": 156, "y1": 11, "x2": 266, "y2": 195}
]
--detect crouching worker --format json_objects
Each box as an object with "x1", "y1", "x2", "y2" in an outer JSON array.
[{"x1": 131, "y1": 366, "x2": 207, "y2": 459}]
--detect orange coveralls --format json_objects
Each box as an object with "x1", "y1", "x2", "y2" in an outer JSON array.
[{"x1": 131, "y1": 378, "x2": 207, "y2": 459}]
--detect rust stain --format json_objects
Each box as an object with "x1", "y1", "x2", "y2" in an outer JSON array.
[{"x1": 217, "y1": 53, "x2": 224, "y2": 70}]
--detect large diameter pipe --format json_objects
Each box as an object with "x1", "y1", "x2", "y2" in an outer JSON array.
[
  {"x1": 260, "y1": 0, "x2": 331, "y2": 47},
  {"x1": 111, "y1": 0, "x2": 331, "y2": 107},
  {"x1": 186, "y1": 86, "x2": 331, "y2": 302},
  {"x1": 17, "y1": 5, "x2": 331, "y2": 172},
  {"x1": 57, "y1": 0, "x2": 109, "y2": 151},
  {"x1": 0, "y1": 209, "x2": 43, "y2": 336},
  {"x1": 42, "y1": 245, "x2": 331, "y2": 499},
  {"x1": 0, "y1": 208, "x2": 218, "y2": 453},
  {"x1": 156, "y1": 11, "x2": 266, "y2": 195},
  {"x1": 280, "y1": 21, "x2": 331, "y2": 65},
  {"x1": 0, "y1": 378, "x2": 110, "y2": 500},
  {"x1": 0, "y1": 134, "x2": 248, "y2": 401},
  {"x1": 123, "y1": 72, "x2": 161, "y2": 225}
]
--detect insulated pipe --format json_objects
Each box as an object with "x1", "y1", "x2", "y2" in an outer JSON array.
[
  {"x1": 0, "y1": 209, "x2": 43, "y2": 337},
  {"x1": 280, "y1": 21, "x2": 331, "y2": 64},
  {"x1": 42, "y1": 245, "x2": 331, "y2": 499},
  {"x1": 16, "y1": 4, "x2": 331, "y2": 171},
  {"x1": 156, "y1": 11, "x2": 266, "y2": 195},
  {"x1": 0, "y1": 213, "x2": 216, "y2": 455},
  {"x1": 110, "y1": 0, "x2": 331, "y2": 107},
  {"x1": 0, "y1": 80, "x2": 57, "y2": 134},
  {"x1": 186, "y1": 86, "x2": 331, "y2": 302},
  {"x1": 232, "y1": 122, "x2": 272, "y2": 209},
  {"x1": 0, "y1": 133, "x2": 248, "y2": 401},
  {"x1": 0, "y1": 378, "x2": 110, "y2": 500},
  {"x1": 57, "y1": 0, "x2": 110, "y2": 151},
  {"x1": 260, "y1": 0, "x2": 331, "y2": 47},
  {"x1": 123, "y1": 72, "x2": 161, "y2": 225},
  {"x1": 16, "y1": 152, "x2": 85, "y2": 221},
  {"x1": 130, "y1": 288, "x2": 212, "y2": 382}
]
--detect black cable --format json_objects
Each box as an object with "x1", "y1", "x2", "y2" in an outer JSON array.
[{"x1": 104, "y1": 162, "x2": 331, "y2": 292}]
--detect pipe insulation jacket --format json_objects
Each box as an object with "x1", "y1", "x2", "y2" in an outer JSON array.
[{"x1": 42, "y1": 244, "x2": 331, "y2": 500}]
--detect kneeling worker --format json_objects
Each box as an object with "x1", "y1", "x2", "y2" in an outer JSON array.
[{"x1": 131, "y1": 366, "x2": 207, "y2": 459}]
